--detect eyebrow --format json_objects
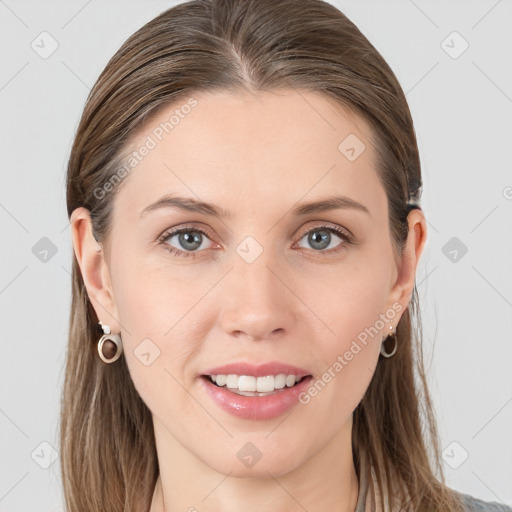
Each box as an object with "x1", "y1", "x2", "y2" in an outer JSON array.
[
  {"x1": 139, "y1": 194, "x2": 370, "y2": 219},
  {"x1": 292, "y1": 195, "x2": 370, "y2": 216},
  {"x1": 140, "y1": 195, "x2": 230, "y2": 219}
]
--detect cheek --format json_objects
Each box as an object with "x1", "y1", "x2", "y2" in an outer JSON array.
[
  {"x1": 298, "y1": 256, "x2": 390, "y2": 406},
  {"x1": 111, "y1": 254, "x2": 209, "y2": 340},
  {"x1": 306, "y1": 254, "x2": 391, "y2": 348},
  {"x1": 109, "y1": 261, "x2": 203, "y2": 399},
  {"x1": 297, "y1": 282, "x2": 385, "y2": 431}
]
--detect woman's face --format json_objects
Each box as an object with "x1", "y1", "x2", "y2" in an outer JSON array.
[{"x1": 82, "y1": 89, "x2": 422, "y2": 477}]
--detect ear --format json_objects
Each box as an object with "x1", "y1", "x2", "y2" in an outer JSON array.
[
  {"x1": 386, "y1": 208, "x2": 428, "y2": 320},
  {"x1": 70, "y1": 207, "x2": 121, "y2": 333}
]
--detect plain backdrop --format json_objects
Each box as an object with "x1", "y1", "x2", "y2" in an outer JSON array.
[{"x1": 0, "y1": 1, "x2": 511, "y2": 510}]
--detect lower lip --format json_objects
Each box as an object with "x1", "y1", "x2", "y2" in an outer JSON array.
[{"x1": 199, "y1": 375, "x2": 313, "y2": 420}]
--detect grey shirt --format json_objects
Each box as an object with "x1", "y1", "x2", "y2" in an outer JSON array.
[
  {"x1": 354, "y1": 464, "x2": 512, "y2": 512},
  {"x1": 456, "y1": 492, "x2": 512, "y2": 512}
]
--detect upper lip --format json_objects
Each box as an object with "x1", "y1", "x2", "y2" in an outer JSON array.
[{"x1": 201, "y1": 361, "x2": 311, "y2": 379}]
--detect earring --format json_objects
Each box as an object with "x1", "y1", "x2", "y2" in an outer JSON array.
[
  {"x1": 97, "y1": 321, "x2": 123, "y2": 363},
  {"x1": 380, "y1": 325, "x2": 397, "y2": 358}
]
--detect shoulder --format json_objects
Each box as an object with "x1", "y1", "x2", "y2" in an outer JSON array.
[{"x1": 456, "y1": 491, "x2": 512, "y2": 512}]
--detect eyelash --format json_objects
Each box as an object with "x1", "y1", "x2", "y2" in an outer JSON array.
[{"x1": 157, "y1": 224, "x2": 353, "y2": 259}]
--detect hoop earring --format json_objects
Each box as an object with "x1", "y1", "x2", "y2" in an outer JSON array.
[
  {"x1": 380, "y1": 326, "x2": 397, "y2": 358},
  {"x1": 97, "y1": 321, "x2": 123, "y2": 363}
]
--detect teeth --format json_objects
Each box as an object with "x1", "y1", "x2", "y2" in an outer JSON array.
[
  {"x1": 274, "y1": 373, "x2": 286, "y2": 389},
  {"x1": 285, "y1": 375, "x2": 296, "y2": 387},
  {"x1": 215, "y1": 374, "x2": 227, "y2": 387},
  {"x1": 226, "y1": 374, "x2": 238, "y2": 389},
  {"x1": 209, "y1": 373, "x2": 303, "y2": 392}
]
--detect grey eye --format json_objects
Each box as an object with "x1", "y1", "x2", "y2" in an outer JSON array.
[
  {"x1": 164, "y1": 229, "x2": 213, "y2": 253},
  {"x1": 297, "y1": 228, "x2": 343, "y2": 251}
]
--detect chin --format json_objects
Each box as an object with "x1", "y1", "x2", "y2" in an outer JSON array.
[
  {"x1": 211, "y1": 457, "x2": 302, "y2": 479},
  {"x1": 199, "y1": 437, "x2": 310, "y2": 479}
]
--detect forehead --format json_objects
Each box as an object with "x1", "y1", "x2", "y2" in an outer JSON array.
[{"x1": 112, "y1": 89, "x2": 384, "y2": 220}]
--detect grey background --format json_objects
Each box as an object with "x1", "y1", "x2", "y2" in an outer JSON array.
[{"x1": 0, "y1": 0, "x2": 511, "y2": 510}]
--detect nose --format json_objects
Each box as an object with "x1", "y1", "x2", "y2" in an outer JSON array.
[{"x1": 219, "y1": 250, "x2": 297, "y2": 342}]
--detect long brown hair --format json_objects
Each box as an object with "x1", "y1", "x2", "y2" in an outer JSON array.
[{"x1": 61, "y1": 1, "x2": 465, "y2": 510}]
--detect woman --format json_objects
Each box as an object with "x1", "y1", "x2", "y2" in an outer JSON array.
[{"x1": 60, "y1": 0, "x2": 511, "y2": 511}]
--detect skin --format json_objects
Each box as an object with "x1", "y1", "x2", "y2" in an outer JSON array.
[{"x1": 71, "y1": 89, "x2": 427, "y2": 512}]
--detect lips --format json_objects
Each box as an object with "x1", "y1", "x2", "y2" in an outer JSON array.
[
  {"x1": 199, "y1": 372, "x2": 314, "y2": 420},
  {"x1": 200, "y1": 361, "x2": 312, "y2": 380}
]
